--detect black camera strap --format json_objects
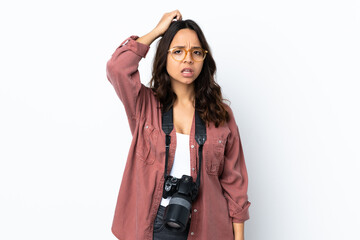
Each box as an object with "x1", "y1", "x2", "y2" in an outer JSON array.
[{"x1": 161, "y1": 105, "x2": 206, "y2": 191}]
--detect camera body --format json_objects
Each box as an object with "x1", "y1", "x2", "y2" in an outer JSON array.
[
  {"x1": 163, "y1": 175, "x2": 198, "y2": 200},
  {"x1": 162, "y1": 175, "x2": 199, "y2": 232}
]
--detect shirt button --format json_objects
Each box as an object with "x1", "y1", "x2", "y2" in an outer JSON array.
[
  {"x1": 193, "y1": 209, "x2": 197, "y2": 212},
  {"x1": 145, "y1": 125, "x2": 148, "y2": 129},
  {"x1": 218, "y1": 140, "x2": 222, "y2": 143},
  {"x1": 192, "y1": 168, "x2": 195, "y2": 171},
  {"x1": 191, "y1": 145, "x2": 194, "y2": 148},
  {"x1": 191, "y1": 232, "x2": 194, "y2": 235}
]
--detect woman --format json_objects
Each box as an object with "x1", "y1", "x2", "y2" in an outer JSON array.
[{"x1": 106, "y1": 10, "x2": 251, "y2": 240}]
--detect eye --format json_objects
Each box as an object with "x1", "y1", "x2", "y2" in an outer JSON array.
[
  {"x1": 173, "y1": 49, "x2": 183, "y2": 55},
  {"x1": 193, "y1": 50, "x2": 203, "y2": 56}
]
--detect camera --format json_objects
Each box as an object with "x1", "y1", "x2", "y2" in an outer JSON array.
[{"x1": 162, "y1": 174, "x2": 199, "y2": 232}]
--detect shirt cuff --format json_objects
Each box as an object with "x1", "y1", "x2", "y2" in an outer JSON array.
[
  {"x1": 118, "y1": 35, "x2": 150, "y2": 58},
  {"x1": 231, "y1": 201, "x2": 251, "y2": 223}
]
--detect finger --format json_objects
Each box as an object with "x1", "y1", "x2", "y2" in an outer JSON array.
[
  {"x1": 172, "y1": 14, "x2": 179, "y2": 21},
  {"x1": 172, "y1": 10, "x2": 181, "y2": 20},
  {"x1": 170, "y1": 12, "x2": 178, "y2": 21},
  {"x1": 175, "y1": 10, "x2": 182, "y2": 20},
  {"x1": 175, "y1": 12, "x2": 182, "y2": 21},
  {"x1": 170, "y1": 10, "x2": 177, "y2": 17}
]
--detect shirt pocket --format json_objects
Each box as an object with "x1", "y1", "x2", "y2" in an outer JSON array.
[
  {"x1": 204, "y1": 136, "x2": 227, "y2": 175},
  {"x1": 135, "y1": 120, "x2": 159, "y2": 165}
]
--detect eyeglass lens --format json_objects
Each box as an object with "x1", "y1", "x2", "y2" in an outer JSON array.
[{"x1": 171, "y1": 48, "x2": 205, "y2": 61}]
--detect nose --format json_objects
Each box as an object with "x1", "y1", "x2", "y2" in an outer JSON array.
[{"x1": 183, "y1": 50, "x2": 193, "y2": 64}]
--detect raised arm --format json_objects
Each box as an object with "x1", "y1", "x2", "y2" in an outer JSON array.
[{"x1": 105, "y1": 10, "x2": 182, "y2": 134}]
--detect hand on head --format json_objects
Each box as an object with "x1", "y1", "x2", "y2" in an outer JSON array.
[{"x1": 154, "y1": 10, "x2": 183, "y2": 37}]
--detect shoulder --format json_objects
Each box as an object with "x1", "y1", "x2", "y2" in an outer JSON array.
[
  {"x1": 223, "y1": 102, "x2": 236, "y2": 124},
  {"x1": 222, "y1": 102, "x2": 241, "y2": 140}
]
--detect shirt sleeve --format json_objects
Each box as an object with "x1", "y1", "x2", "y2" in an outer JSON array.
[
  {"x1": 219, "y1": 106, "x2": 251, "y2": 223},
  {"x1": 105, "y1": 35, "x2": 150, "y2": 134}
]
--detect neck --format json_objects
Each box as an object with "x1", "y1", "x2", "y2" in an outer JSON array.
[{"x1": 171, "y1": 81, "x2": 195, "y2": 107}]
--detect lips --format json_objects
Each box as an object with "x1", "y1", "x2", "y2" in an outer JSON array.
[
  {"x1": 181, "y1": 68, "x2": 194, "y2": 78},
  {"x1": 181, "y1": 68, "x2": 194, "y2": 73}
]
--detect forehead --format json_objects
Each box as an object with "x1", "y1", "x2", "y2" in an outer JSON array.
[{"x1": 170, "y1": 29, "x2": 201, "y2": 48}]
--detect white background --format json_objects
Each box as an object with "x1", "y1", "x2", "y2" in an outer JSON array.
[{"x1": 1, "y1": 0, "x2": 359, "y2": 239}]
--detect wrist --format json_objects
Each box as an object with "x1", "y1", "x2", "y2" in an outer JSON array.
[
  {"x1": 136, "y1": 29, "x2": 160, "y2": 46},
  {"x1": 234, "y1": 234, "x2": 244, "y2": 240},
  {"x1": 151, "y1": 28, "x2": 162, "y2": 39}
]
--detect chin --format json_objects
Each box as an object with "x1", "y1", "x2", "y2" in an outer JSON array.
[
  {"x1": 170, "y1": 74, "x2": 198, "y2": 85},
  {"x1": 181, "y1": 78, "x2": 196, "y2": 85}
]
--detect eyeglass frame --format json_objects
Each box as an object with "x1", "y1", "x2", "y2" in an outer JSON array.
[{"x1": 167, "y1": 47, "x2": 208, "y2": 62}]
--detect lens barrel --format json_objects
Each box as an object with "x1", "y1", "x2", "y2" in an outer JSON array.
[{"x1": 163, "y1": 194, "x2": 192, "y2": 232}]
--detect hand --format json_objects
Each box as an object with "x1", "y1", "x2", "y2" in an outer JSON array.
[
  {"x1": 153, "y1": 10, "x2": 182, "y2": 36},
  {"x1": 136, "y1": 10, "x2": 182, "y2": 46}
]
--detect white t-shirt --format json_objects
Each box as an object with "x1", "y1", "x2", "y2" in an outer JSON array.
[{"x1": 160, "y1": 132, "x2": 191, "y2": 207}]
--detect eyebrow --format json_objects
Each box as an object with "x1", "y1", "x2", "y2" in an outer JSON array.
[{"x1": 172, "y1": 46, "x2": 202, "y2": 49}]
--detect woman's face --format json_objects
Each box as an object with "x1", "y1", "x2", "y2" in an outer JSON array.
[{"x1": 166, "y1": 29, "x2": 204, "y2": 86}]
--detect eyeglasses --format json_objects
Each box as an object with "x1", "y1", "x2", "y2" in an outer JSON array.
[{"x1": 168, "y1": 47, "x2": 208, "y2": 62}]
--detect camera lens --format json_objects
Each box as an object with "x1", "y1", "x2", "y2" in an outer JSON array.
[
  {"x1": 163, "y1": 195, "x2": 191, "y2": 232},
  {"x1": 166, "y1": 221, "x2": 181, "y2": 229}
]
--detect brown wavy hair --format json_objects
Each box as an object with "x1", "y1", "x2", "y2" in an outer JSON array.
[{"x1": 149, "y1": 19, "x2": 230, "y2": 128}]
